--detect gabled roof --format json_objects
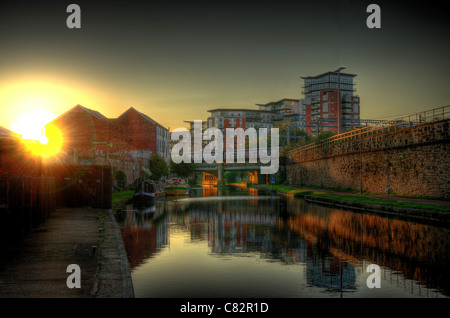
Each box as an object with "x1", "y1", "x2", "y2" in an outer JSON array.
[
  {"x1": 0, "y1": 126, "x2": 20, "y2": 138},
  {"x1": 50, "y1": 104, "x2": 107, "y2": 123},
  {"x1": 76, "y1": 105, "x2": 107, "y2": 119},
  {"x1": 48, "y1": 105, "x2": 168, "y2": 131},
  {"x1": 119, "y1": 107, "x2": 168, "y2": 131}
]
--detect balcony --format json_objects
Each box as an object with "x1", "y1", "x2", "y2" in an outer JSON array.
[{"x1": 301, "y1": 89, "x2": 311, "y2": 95}]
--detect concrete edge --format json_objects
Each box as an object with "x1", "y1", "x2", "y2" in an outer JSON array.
[{"x1": 108, "y1": 209, "x2": 135, "y2": 298}]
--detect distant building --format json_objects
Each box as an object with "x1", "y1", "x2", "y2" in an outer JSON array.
[
  {"x1": 183, "y1": 104, "x2": 303, "y2": 154},
  {"x1": 184, "y1": 120, "x2": 208, "y2": 136},
  {"x1": 256, "y1": 98, "x2": 306, "y2": 129},
  {"x1": 47, "y1": 105, "x2": 170, "y2": 185},
  {"x1": 207, "y1": 108, "x2": 278, "y2": 131},
  {"x1": 301, "y1": 70, "x2": 360, "y2": 135},
  {"x1": 182, "y1": 120, "x2": 208, "y2": 150},
  {"x1": 178, "y1": 108, "x2": 280, "y2": 155}
]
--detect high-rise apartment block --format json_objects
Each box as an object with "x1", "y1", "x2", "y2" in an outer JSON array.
[{"x1": 301, "y1": 70, "x2": 360, "y2": 135}]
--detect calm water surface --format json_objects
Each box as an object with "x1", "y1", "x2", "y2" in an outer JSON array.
[{"x1": 115, "y1": 186, "x2": 450, "y2": 298}]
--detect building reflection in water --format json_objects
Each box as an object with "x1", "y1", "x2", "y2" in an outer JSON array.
[
  {"x1": 115, "y1": 187, "x2": 450, "y2": 297},
  {"x1": 118, "y1": 200, "x2": 169, "y2": 269}
]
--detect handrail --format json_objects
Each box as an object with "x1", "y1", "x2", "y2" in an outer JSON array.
[{"x1": 289, "y1": 105, "x2": 450, "y2": 155}]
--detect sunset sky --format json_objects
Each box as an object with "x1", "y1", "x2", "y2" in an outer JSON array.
[{"x1": 1, "y1": 0, "x2": 449, "y2": 134}]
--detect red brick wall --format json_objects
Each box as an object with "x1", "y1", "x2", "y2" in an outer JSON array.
[
  {"x1": 116, "y1": 108, "x2": 157, "y2": 152},
  {"x1": 50, "y1": 106, "x2": 158, "y2": 155},
  {"x1": 54, "y1": 106, "x2": 105, "y2": 152},
  {"x1": 305, "y1": 105, "x2": 312, "y2": 135}
]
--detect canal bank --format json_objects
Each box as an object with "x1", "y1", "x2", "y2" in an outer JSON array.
[
  {"x1": 252, "y1": 185, "x2": 450, "y2": 226},
  {"x1": 0, "y1": 207, "x2": 134, "y2": 298}
]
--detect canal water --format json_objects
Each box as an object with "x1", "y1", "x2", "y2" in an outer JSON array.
[{"x1": 114, "y1": 186, "x2": 450, "y2": 298}]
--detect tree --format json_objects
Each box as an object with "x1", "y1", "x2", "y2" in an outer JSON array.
[
  {"x1": 273, "y1": 120, "x2": 309, "y2": 147},
  {"x1": 170, "y1": 160, "x2": 195, "y2": 178},
  {"x1": 314, "y1": 131, "x2": 335, "y2": 145},
  {"x1": 149, "y1": 154, "x2": 169, "y2": 181},
  {"x1": 113, "y1": 170, "x2": 127, "y2": 191}
]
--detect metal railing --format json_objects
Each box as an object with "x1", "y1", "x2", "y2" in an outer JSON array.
[{"x1": 289, "y1": 105, "x2": 450, "y2": 155}]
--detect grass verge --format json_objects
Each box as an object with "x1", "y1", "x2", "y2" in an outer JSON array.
[
  {"x1": 254, "y1": 185, "x2": 315, "y2": 197},
  {"x1": 112, "y1": 190, "x2": 134, "y2": 204},
  {"x1": 312, "y1": 192, "x2": 450, "y2": 212},
  {"x1": 255, "y1": 185, "x2": 450, "y2": 212}
]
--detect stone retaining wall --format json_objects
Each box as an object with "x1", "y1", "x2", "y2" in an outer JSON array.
[{"x1": 287, "y1": 120, "x2": 450, "y2": 198}]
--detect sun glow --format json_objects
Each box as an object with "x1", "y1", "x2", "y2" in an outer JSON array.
[
  {"x1": 11, "y1": 111, "x2": 64, "y2": 160},
  {"x1": 11, "y1": 110, "x2": 54, "y2": 143}
]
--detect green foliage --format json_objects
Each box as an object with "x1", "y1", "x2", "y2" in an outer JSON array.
[
  {"x1": 283, "y1": 130, "x2": 337, "y2": 153},
  {"x1": 170, "y1": 160, "x2": 195, "y2": 178},
  {"x1": 149, "y1": 153, "x2": 169, "y2": 181},
  {"x1": 314, "y1": 131, "x2": 335, "y2": 145},
  {"x1": 113, "y1": 170, "x2": 127, "y2": 191},
  {"x1": 274, "y1": 121, "x2": 309, "y2": 148},
  {"x1": 112, "y1": 190, "x2": 134, "y2": 204}
]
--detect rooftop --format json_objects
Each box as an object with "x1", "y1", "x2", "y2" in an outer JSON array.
[
  {"x1": 301, "y1": 71, "x2": 357, "y2": 79},
  {"x1": 77, "y1": 105, "x2": 107, "y2": 119},
  {"x1": 50, "y1": 105, "x2": 168, "y2": 131},
  {"x1": 0, "y1": 126, "x2": 20, "y2": 138},
  {"x1": 119, "y1": 107, "x2": 168, "y2": 131},
  {"x1": 207, "y1": 108, "x2": 276, "y2": 114},
  {"x1": 256, "y1": 98, "x2": 299, "y2": 107}
]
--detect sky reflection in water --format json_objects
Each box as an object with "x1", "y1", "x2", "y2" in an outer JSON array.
[{"x1": 115, "y1": 186, "x2": 450, "y2": 298}]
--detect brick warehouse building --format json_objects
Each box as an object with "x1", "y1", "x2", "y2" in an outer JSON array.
[{"x1": 46, "y1": 105, "x2": 170, "y2": 187}]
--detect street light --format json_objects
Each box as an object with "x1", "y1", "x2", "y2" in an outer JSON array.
[{"x1": 334, "y1": 66, "x2": 346, "y2": 134}]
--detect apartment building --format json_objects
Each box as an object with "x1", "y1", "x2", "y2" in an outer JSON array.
[{"x1": 301, "y1": 70, "x2": 360, "y2": 135}]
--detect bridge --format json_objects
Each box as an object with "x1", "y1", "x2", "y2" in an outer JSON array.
[
  {"x1": 192, "y1": 148, "x2": 283, "y2": 185},
  {"x1": 195, "y1": 163, "x2": 265, "y2": 186}
]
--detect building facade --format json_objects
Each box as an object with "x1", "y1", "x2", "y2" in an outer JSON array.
[
  {"x1": 301, "y1": 71, "x2": 360, "y2": 135},
  {"x1": 256, "y1": 98, "x2": 306, "y2": 130},
  {"x1": 207, "y1": 108, "x2": 278, "y2": 131},
  {"x1": 47, "y1": 105, "x2": 170, "y2": 185}
]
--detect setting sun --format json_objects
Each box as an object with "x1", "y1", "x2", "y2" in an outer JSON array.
[
  {"x1": 11, "y1": 110, "x2": 55, "y2": 143},
  {"x1": 11, "y1": 111, "x2": 64, "y2": 160}
]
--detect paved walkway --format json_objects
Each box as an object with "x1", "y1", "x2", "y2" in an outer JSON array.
[{"x1": 0, "y1": 207, "x2": 134, "y2": 298}]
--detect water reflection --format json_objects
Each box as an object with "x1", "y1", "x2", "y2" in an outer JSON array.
[
  {"x1": 118, "y1": 200, "x2": 169, "y2": 269},
  {"x1": 286, "y1": 199, "x2": 450, "y2": 296},
  {"x1": 115, "y1": 186, "x2": 450, "y2": 298}
]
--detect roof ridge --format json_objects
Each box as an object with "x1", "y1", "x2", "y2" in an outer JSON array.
[
  {"x1": 0, "y1": 125, "x2": 20, "y2": 138},
  {"x1": 119, "y1": 107, "x2": 168, "y2": 130},
  {"x1": 76, "y1": 104, "x2": 107, "y2": 119}
]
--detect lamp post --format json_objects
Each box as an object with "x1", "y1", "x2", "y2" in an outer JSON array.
[{"x1": 334, "y1": 66, "x2": 346, "y2": 134}]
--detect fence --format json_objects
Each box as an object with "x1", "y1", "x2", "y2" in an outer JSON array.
[
  {"x1": 289, "y1": 105, "x2": 450, "y2": 155},
  {"x1": 0, "y1": 176, "x2": 56, "y2": 241},
  {"x1": 47, "y1": 164, "x2": 112, "y2": 209}
]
